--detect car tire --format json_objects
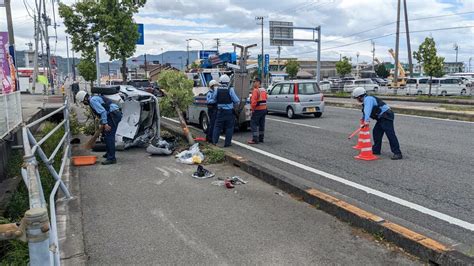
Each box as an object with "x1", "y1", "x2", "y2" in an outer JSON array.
[
  {"x1": 314, "y1": 112, "x2": 322, "y2": 118},
  {"x1": 287, "y1": 107, "x2": 295, "y2": 119},
  {"x1": 200, "y1": 112, "x2": 209, "y2": 133},
  {"x1": 441, "y1": 91, "x2": 447, "y2": 97},
  {"x1": 461, "y1": 89, "x2": 467, "y2": 95},
  {"x1": 239, "y1": 122, "x2": 249, "y2": 132},
  {"x1": 417, "y1": 91, "x2": 422, "y2": 96}
]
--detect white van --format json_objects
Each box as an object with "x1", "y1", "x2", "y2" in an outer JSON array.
[
  {"x1": 406, "y1": 78, "x2": 430, "y2": 95},
  {"x1": 343, "y1": 79, "x2": 379, "y2": 93},
  {"x1": 436, "y1": 78, "x2": 468, "y2": 96}
]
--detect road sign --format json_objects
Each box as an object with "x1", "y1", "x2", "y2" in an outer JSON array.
[
  {"x1": 270, "y1": 21, "x2": 294, "y2": 46},
  {"x1": 264, "y1": 54, "x2": 269, "y2": 74},
  {"x1": 257, "y1": 54, "x2": 262, "y2": 75},
  {"x1": 199, "y1": 50, "x2": 218, "y2": 60},
  {"x1": 136, "y1": 24, "x2": 144, "y2": 45}
]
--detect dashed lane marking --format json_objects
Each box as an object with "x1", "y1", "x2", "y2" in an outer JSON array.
[{"x1": 266, "y1": 118, "x2": 321, "y2": 129}]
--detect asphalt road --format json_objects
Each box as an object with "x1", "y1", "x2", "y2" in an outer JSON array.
[
  {"x1": 78, "y1": 150, "x2": 418, "y2": 265},
  {"x1": 325, "y1": 96, "x2": 473, "y2": 109},
  {"x1": 210, "y1": 106, "x2": 474, "y2": 250}
]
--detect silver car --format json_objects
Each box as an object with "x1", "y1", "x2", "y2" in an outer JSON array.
[{"x1": 267, "y1": 80, "x2": 325, "y2": 119}]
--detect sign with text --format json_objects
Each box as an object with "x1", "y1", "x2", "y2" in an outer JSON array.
[
  {"x1": 264, "y1": 54, "x2": 269, "y2": 74},
  {"x1": 136, "y1": 24, "x2": 144, "y2": 45},
  {"x1": 269, "y1": 21, "x2": 294, "y2": 46}
]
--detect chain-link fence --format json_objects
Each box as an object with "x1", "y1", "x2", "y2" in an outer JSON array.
[{"x1": 0, "y1": 91, "x2": 23, "y2": 139}]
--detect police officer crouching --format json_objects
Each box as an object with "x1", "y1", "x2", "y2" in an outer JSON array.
[
  {"x1": 212, "y1": 74, "x2": 240, "y2": 147},
  {"x1": 352, "y1": 87, "x2": 403, "y2": 160},
  {"x1": 76, "y1": 90, "x2": 123, "y2": 165},
  {"x1": 206, "y1": 80, "x2": 219, "y2": 143}
]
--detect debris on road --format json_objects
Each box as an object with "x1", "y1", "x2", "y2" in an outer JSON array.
[
  {"x1": 146, "y1": 137, "x2": 177, "y2": 156},
  {"x1": 211, "y1": 180, "x2": 225, "y2": 186},
  {"x1": 192, "y1": 165, "x2": 215, "y2": 179},
  {"x1": 228, "y1": 176, "x2": 248, "y2": 185},
  {"x1": 175, "y1": 143, "x2": 205, "y2": 164},
  {"x1": 275, "y1": 191, "x2": 285, "y2": 196}
]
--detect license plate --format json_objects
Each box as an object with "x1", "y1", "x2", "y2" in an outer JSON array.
[{"x1": 307, "y1": 107, "x2": 316, "y2": 112}]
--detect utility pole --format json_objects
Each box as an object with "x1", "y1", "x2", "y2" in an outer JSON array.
[
  {"x1": 66, "y1": 36, "x2": 70, "y2": 78},
  {"x1": 394, "y1": 0, "x2": 401, "y2": 87},
  {"x1": 403, "y1": 0, "x2": 413, "y2": 77},
  {"x1": 72, "y1": 50, "x2": 76, "y2": 81},
  {"x1": 161, "y1": 48, "x2": 164, "y2": 65},
  {"x1": 469, "y1": 57, "x2": 472, "y2": 72},
  {"x1": 214, "y1": 38, "x2": 220, "y2": 54},
  {"x1": 32, "y1": 12, "x2": 40, "y2": 93},
  {"x1": 356, "y1": 51, "x2": 360, "y2": 78},
  {"x1": 256, "y1": 16, "x2": 264, "y2": 85},
  {"x1": 186, "y1": 40, "x2": 190, "y2": 68},
  {"x1": 5, "y1": 0, "x2": 18, "y2": 91},
  {"x1": 454, "y1": 43, "x2": 459, "y2": 63},
  {"x1": 42, "y1": 0, "x2": 54, "y2": 94},
  {"x1": 144, "y1": 53, "x2": 148, "y2": 79},
  {"x1": 94, "y1": 34, "x2": 100, "y2": 86},
  {"x1": 371, "y1": 41, "x2": 375, "y2": 71},
  {"x1": 277, "y1": 46, "x2": 281, "y2": 71}
]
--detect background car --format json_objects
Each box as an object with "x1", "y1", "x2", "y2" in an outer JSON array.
[
  {"x1": 343, "y1": 78, "x2": 379, "y2": 93},
  {"x1": 319, "y1": 80, "x2": 332, "y2": 91},
  {"x1": 267, "y1": 80, "x2": 325, "y2": 119},
  {"x1": 371, "y1": 77, "x2": 389, "y2": 86}
]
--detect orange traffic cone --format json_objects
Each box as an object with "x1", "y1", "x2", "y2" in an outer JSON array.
[
  {"x1": 352, "y1": 120, "x2": 365, "y2": 150},
  {"x1": 354, "y1": 125, "x2": 378, "y2": 161}
]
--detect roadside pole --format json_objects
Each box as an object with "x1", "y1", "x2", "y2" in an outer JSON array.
[
  {"x1": 256, "y1": 16, "x2": 264, "y2": 85},
  {"x1": 5, "y1": 0, "x2": 19, "y2": 91},
  {"x1": 95, "y1": 34, "x2": 100, "y2": 86},
  {"x1": 33, "y1": 13, "x2": 39, "y2": 93},
  {"x1": 394, "y1": 0, "x2": 401, "y2": 87},
  {"x1": 42, "y1": 0, "x2": 54, "y2": 94},
  {"x1": 403, "y1": 0, "x2": 413, "y2": 77},
  {"x1": 66, "y1": 36, "x2": 70, "y2": 78}
]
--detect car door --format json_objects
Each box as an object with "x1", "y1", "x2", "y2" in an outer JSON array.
[
  {"x1": 267, "y1": 84, "x2": 282, "y2": 112},
  {"x1": 278, "y1": 83, "x2": 292, "y2": 113}
]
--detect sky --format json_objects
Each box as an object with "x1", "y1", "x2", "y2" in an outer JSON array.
[{"x1": 1, "y1": 0, "x2": 473, "y2": 67}]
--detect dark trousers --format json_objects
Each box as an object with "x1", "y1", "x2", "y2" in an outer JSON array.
[
  {"x1": 104, "y1": 111, "x2": 122, "y2": 161},
  {"x1": 372, "y1": 111, "x2": 401, "y2": 155},
  {"x1": 206, "y1": 107, "x2": 217, "y2": 142},
  {"x1": 212, "y1": 109, "x2": 235, "y2": 146},
  {"x1": 251, "y1": 109, "x2": 267, "y2": 142}
]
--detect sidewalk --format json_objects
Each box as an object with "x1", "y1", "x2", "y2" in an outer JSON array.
[{"x1": 74, "y1": 147, "x2": 419, "y2": 264}]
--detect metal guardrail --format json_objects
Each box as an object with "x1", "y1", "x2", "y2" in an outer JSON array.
[
  {"x1": 0, "y1": 91, "x2": 23, "y2": 139},
  {"x1": 14, "y1": 97, "x2": 72, "y2": 265}
]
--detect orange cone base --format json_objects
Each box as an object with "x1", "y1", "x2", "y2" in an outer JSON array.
[{"x1": 354, "y1": 154, "x2": 378, "y2": 161}]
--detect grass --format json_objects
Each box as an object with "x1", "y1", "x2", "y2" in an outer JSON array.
[
  {"x1": 202, "y1": 147, "x2": 226, "y2": 164},
  {"x1": 334, "y1": 91, "x2": 350, "y2": 97},
  {"x1": 0, "y1": 121, "x2": 65, "y2": 264},
  {"x1": 440, "y1": 104, "x2": 474, "y2": 112}
]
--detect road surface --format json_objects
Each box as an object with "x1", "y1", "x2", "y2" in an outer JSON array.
[{"x1": 195, "y1": 106, "x2": 474, "y2": 250}]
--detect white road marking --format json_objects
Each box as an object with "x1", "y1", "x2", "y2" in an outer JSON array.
[
  {"x1": 266, "y1": 118, "x2": 321, "y2": 129},
  {"x1": 328, "y1": 106, "x2": 474, "y2": 124},
  {"x1": 155, "y1": 167, "x2": 170, "y2": 177},
  {"x1": 163, "y1": 117, "x2": 474, "y2": 231}
]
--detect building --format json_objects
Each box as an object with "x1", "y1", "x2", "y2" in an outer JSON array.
[
  {"x1": 443, "y1": 62, "x2": 464, "y2": 74},
  {"x1": 247, "y1": 58, "x2": 338, "y2": 79},
  {"x1": 149, "y1": 64, "x2": 180, "y2": 81}
]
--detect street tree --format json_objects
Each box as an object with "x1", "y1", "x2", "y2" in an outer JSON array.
[
  {"x1": 157, "y1": 70, "x2": 195, "y2": 144},
  {"x1": 286, "y1": 60, "x2": 299, "y2": 79},
  {"x1": 336, "y1": 56, "x2": 352, "y2": 77},
  {"x1": 375, "y1": 64, "x2": 390, "y2": 78},
  {"x1": 98, "y1": 0, "x2": 146, "y2": 83},
  {"x1": 413, "y1": 37, "x2": 445, "y2": 96},
  {"x1": 77, "y1": 58, "x2": 97, "y2": 88}
]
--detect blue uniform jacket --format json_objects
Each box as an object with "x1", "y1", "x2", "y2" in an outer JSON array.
[
  {"x1": 362, "y1": 96, "x2": 390, "y2": 122},
  {"x1": 89, "y1": 96, "x2": 120, "y2": 125},
  {"x1": 212, "y1": 87, "x2": 240, "y2": 110}
]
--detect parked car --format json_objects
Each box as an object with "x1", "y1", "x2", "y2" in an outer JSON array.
[
  {"x1": 267, "y1": 80, "x2": 325, "y2": 119},
  {"x1": 319, "y1": 80, "x2": 332, "y2": 91},
  {"x1": 437, "y1": 78, "x2": 468, "y2": 96},
  {"x1": 371, "y1": 77, "x2": 389, "y2": 86},
  {"x1": 343, "y1": 78, "x2": 379, "y2": 93},
  {"x1": 406, "y1": 78, "x2": 430, "y2": 95}
]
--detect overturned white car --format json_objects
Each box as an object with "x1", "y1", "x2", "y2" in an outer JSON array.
[{"x1": 91, "y1": 85, "x2": 160, "y2": 149}]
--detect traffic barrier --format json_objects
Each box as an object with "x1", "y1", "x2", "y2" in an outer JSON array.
[{"x1": 354, "y1": 125, "x2": 378, "y2": 161}]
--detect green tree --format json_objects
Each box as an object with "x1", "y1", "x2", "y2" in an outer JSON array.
[
  {"x1": 77, "y1": 58, "x2": 97, "y2": 88},
  {"x1": 157, "y1": 70, "x2": 195, "y2": 144},
  {"x1": 375, "y1": 64, "x2": 390, "y2": 78},
  {"x1": 190, "y1": 62, "x2": 200, "y2": 69},
  {"x1": 285, "y1": 60, "x2": 299, "y2": 79},
  {"x1": 98, "y1": 0, "x2": 146, "y2": 83},
  {"x1": 336, "y1": 56, "x2": 352, "y2": 77},
  {"x1": 413, "y1": 37, "x2": 445, "y2": 96}
]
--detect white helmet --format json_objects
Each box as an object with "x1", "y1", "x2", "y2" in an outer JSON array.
[
  {"x1": 75, "y1": 90, "x2": 88, "y2": 103},
  {"x1": 219, "y1": 74, "x2": 230, "y2": 84},
  {"x1": 352, "y1": 87, "x2": 367, "y2": 98},
  {"x1": 209, "y1": 80, "x2": 219, "y2": 88}
]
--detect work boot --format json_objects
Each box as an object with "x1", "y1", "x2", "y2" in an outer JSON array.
[
  {"x1": 259, "y1": 138, "x2": 264, "y2": 143},
  {"x1": 101, "y1": 159, "x2": 117, "y2": 165},
  {"x1": 391, "y1": 154, "x2": 403, "y2": 160},
  {"x1": 102, "y1": 153, "x2": 108, "y2": 158},
  {"x1": 247, "y1": 140, "x2": 258, "y2": 145}
]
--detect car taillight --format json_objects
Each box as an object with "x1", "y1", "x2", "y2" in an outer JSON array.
[
  {"x1": 294, "y1": 84, "x2": 300, "y2": 102},
  {"x1": 321, "y1": 93, "x2": 324, "y2": 102}
]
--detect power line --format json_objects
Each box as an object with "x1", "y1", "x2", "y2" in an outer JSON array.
[{"x1": 325, "y1": 11, "x2": 474, "y2": 44}]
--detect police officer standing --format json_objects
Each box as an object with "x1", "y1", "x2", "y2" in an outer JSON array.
[
  {"x1": 248, "y1": 77, "x2": 268, "y2": 144},
  {"x1": 76, "y1": 90, "x2": 123, "y2": 164},
  {"x1": 212, "y1": 74, "x2": 240, "y2": 147},
  {"x1": 352, "y1": 87, "x2": 403, "y2": 160},
  {"x1": 206, "y1": 80, "x2": 219, "y2": 143}
]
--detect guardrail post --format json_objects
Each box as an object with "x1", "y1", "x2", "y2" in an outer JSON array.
[{"x1": 25, "y1": 208, "x2": 51, "y2": 265}]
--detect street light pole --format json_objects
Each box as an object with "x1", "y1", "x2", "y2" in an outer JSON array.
[
  {"x1": 94, "y1": 34, "x2": 100, "y2": 86},
  {"x1": 356, "y1": 51, "x2": 360, "y2": 78}
]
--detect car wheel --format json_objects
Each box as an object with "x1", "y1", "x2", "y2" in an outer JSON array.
[
  {"x1": 314, "y1": 112, "x2": 322, "y2": 118},
  {"x1": 239, "y1": 122, "x2": 249, "y2": 131},
  {"x1": 200, "y1": 112, "x2": 209, "y2": 133},
  {"x1": 287, "y1": 107, "x2": 295, "y2": 119},
  {"x1": 461, "y1": 89, "x2": 467, "y2": 95},
  {"x1": 441, "y1": 91, "x2": 447, "y2": 97},
  {"x1": 417, "y1": 91, "x2": 422, "y2": 96}
]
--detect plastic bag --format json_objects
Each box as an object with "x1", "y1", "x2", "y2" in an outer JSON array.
[
  {"x1": 176, "y1": 143, "x2": 205, "y2": 164},
  {"x1": 146, "y1": 138, "x2": 177, "y2": 156}
]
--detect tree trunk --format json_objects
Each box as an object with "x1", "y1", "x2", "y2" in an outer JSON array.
[
  {"x1": 121, "y1": 58, "x2": 127, "y2": 84},
  {"x1": 429, "y1": 76, "x2": 432, "y2": 97},
  {"x1": 174, "y1": 104, "x2": 195, "y2": 145}
]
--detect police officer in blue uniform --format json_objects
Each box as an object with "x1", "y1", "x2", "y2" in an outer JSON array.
[
  {"x1": 352, "y1": 87, "x2": 403, "y2": 160},
  {"x1": 212, "y1": 74, "x2": 240, "y2": 147},
  {"x1": 206, "y1": 80, "x2": 219, "y2": 143},
  {"x1": 76, "y1": 90, "x2": 123, "y2": 164}
]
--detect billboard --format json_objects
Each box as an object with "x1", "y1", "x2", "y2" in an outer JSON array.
[
  {"x1": 199, "y1": 50, "x2": 218, "y2": 60},
  {"x1": 0, "y1": 32, "x2": 14, "y2": 93},
  {"x1": 269, "y1": 21, "x2": 294, "y2": 47},
  {"x1": 136, "y1": 24, "x2": 144, "y2": 45}
]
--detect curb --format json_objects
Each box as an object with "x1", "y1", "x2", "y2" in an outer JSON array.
[
  {"x1": 325, "y1": 101, "x2": 474, "y2": 122},
  {"x1": 161, "y1": 119, "x2": 474, "y2": 265}
]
